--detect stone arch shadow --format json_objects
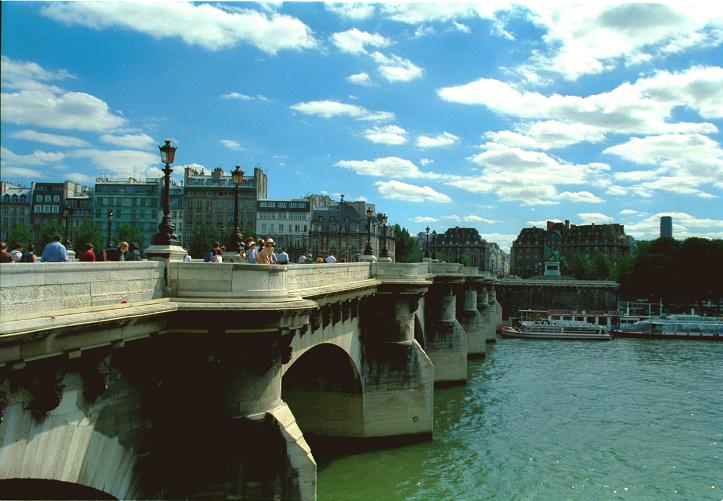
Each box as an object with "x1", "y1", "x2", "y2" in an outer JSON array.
[{"x1": 281, "y1": 342, "x2": 365, "y2": 461}]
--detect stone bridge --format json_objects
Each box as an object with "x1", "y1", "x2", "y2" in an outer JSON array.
[{"x1": 0, "y1": 260, "x2": 501, "y2": 500}]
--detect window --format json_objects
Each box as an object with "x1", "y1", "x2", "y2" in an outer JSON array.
[
  {"x1": 262, "y1": 223, "x2": 267, "y2": 233},
  {"x1": 36, "y1": 195, "x2": 42, "y2": 202},
  {"x1": 53, "y1": 195, "x2": 60, "y2": 202},
  {"x1": 44, "y1": 195, "x2": 51, "y2": 202},
  {"x1": 52, "y1": 205, "x2": 59, "y2": 213},
  {"x1": 34, "y1": 205, "x2": 42, "y2": 214},
  {"x1": 43, "y1": 205, "x2": 50, "y2": 213}
]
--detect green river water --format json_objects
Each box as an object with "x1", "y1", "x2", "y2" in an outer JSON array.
[{"x1": 317, "y1": 339, "x2": 723, "y2": 500}]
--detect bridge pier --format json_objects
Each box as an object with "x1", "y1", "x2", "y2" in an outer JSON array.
[
  {"x1": 477, "y1": 282, "x2": 495, "y2": 344},
  {"x1": 488, "y1": 283, "x2": 502, "y2": 338},
  {"x1": 459, "y1": 272, "x2": 486, "y2": 358},
  {"x1": 425, "y1": 267, "x2": 467, "y2": 386}
]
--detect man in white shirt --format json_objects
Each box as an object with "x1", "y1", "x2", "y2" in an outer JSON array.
[
  {"x1": 325, "y1": 253, "x2": 337, "y2": 264},
  {"x1": 10, "y1": 243, "x2": 23, "y2": 262}
]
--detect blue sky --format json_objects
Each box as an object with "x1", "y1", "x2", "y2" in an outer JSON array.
[{"x1": 2, "y1": 1, "x2": 722, "y2": 251}]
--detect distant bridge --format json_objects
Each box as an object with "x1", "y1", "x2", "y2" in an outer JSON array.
[{"x1": 0, "y1": 260, "x2": 500, "y2": 500}]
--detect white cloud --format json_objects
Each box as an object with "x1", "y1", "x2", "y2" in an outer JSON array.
[
  {"x1": 370, "y1": 51, "x2": 423, "y2": 83},
  {"x1": 363, "y1": 125, "x2": 408, "y2": 145},
  {"x1": 510, "y1": 3, "x2": 723, "y2": 82},
  {"x1": 438, "y1": 66, "x2": 722, "y2": 137},
  {"x1": 100, "y1": 133, "x2": 155, "y2": 149},
  {"x1": 463, "y1": 215, "x2": 498, "y2": 224},
  {"x1": 1, "y1": 166, "x2": 44, "y2": 179},
  {"x1": 577, "y1": 212, "x2": 613, "y2": 224},
  {"x1": 68, "y1": 149, "x2": 159, "y2": 178},
  {"x1": 336, "y1": 156, "x2": 442, "y2": 179},
  {"x1": 527, "y1": 219, "x2": 562, "y2": 226},
  {"x1": 485, "y1": 120, "x2": 606, "y2": 150},
  {"x1": 331, "y1": 28, "x2": 391, "y2": 54},
  {"x1": 605, "y1": 133, "x2": 723, "y2": 196},
  {"x1": 290, "y1": 100, "x2": 394, "y2": 122},
  {"x1": 479, "y1": 232, "x2": 518, "y2": 253},
  {"x1": 446, "y1": 142, "x2": 610, "y2": 205},
  {"x1": 1, "y1": 146, "x2": 65, "y2": 166},
  {"x1": 220, "y1": 139, "x2": 243, "y2": 150},
  {"x1": 380, "y1": 4, "x2": 500, "y2": 25},
  {"x1": 620, "y1": 209, "x2": 641, "y2": 216},
  {"x1": 1, "y1": 57, "x2": 126, "y2": 133},
  {"x1": 452, "y1": 21, "x2": 471, "y2": 33},
  {"x1": 420, "y1": 158, "x2": 434, "y2": 166},
  {"x1": 347, "y1": 72, "x2": 373, "y2": 86},
  {"x1": 411, "y1": 216, "x2": 438, "y2": 223},
  {"x1": 221, "y1": 92, "x2": 268, "y2": 101},
  {"x1": 325, "y1": 3, "x2": 376, "y2": 21},
  {"x1": 41, "y1": 2, "x2": 316, "y2": 54},
  {"x1": 442, "y1": 215, "x2": 462, "y2": 222},
  {"x1": 558, "y1": 191, "x2": 604, "y2": 203},
  {"x1": 416, "y1": 131, "x2": 460, "y2": 148},
  {"x1": 375, "y1": 180, "x2": 451, "y2": 203},
  {"x1": 8, "y1": 129, "x2": 90, "y2": 148}
]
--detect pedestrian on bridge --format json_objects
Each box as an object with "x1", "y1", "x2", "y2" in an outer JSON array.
[{"x1": 41, "y1": 235, "x2": 69, "y2": 262}]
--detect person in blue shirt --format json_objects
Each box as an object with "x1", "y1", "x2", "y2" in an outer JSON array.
[{"x1": 41, "y1": 235, "x2": 68, "y2": 262}]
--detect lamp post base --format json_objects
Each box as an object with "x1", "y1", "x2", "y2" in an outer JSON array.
[{"x1": 144, "y1": 244, "x2": 187, "y2": 262}]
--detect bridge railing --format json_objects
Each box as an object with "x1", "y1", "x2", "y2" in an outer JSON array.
[{"x1": 0, "y1": 262, "x2": 165, "y2": 322}]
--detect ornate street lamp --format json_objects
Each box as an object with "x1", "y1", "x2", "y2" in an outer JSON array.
[
  {"x1": 424, "y1": 226, "x2": 430, "y2": 258},
  {"x1": 107, "y1": 210, "x2": 113, "y2": 249},
  {"x1": 379, "y1": 213, "x2": 389, "y2": 258},
  {"x1": 227, "y1": 165, "x2": 244, "y2": 252},
  {"x1": 152, "y1": 140, "x2": 179, "y2": 245},
  {"x1": 63, "y1": 206, "x2": 74, "y2": 249},
  {"x1": 431, "y1": 230, "x2": 437, "y2": 260},
  {"x1": 363, "y1": 207, "x2": 374, "y2": 256}
]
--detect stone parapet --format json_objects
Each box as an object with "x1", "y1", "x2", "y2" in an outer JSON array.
[{"x1": 0, "y1": 262, "x2": 164, "y2": 323}]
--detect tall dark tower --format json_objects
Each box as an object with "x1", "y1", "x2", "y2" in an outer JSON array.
[{"x1": 660, "y1": 216, "x2": 673, "y2": 239}]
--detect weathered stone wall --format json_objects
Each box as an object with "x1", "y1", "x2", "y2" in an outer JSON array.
[
  {"x1": 0, "y1": 262, "x2": 164, "y2": 322},
  {"x1": 495, "y1": 278, "x2": 619, "y2": 319}
]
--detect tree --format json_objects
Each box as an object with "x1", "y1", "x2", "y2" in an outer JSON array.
[
  {"x1": 74, "y1": 219, "x2": 105, "y2": 254},
  {"x1": 115, "y1": 223, "x2": 142, "y2": 247},
  {"x1": 8, "y1": 223, "x2": 32, "y2": 248},
  {"x1": 392, "y1": 224, "x2": 423, "y2": 262},
  {"x1": 593, "y1": 252, "x2": 612, "y2": 279},
  {"x1": 568, "y1": 252, "x2": 593, "y2": 279},
  {"x1": 188, "y1": 224, "x2": 217, "y2": 259}
]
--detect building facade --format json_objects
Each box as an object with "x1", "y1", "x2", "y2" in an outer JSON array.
[
  {"x1": 182, "y1": 166, "x2": 268, "y2": 245},
  {"x1": 434, "y1": 227, "x2": 488, "y2": 270},
  {"x1": 64, "y1": 194, "x2": 92, "y2": 249},
  {"x1": 31, "y1": 181, "x2": 89, "y2": 244},
  {"x1": 0, "y1": 182, "x2": 31, "y2": 243},
  {"x1": 510, "y1": 220, "x2": 634, "y2": 278},
  {"x1": 93, "y1": 177, "x2": 161, "y2": 248},
  {"x1": 256, "y1": 199, "x2": 311, "y2": 262},
  {"x1": 308, "y1": 198, "x2": 395, "y2": 262}
]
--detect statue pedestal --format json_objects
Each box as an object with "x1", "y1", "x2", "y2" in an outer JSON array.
[{"x1": 359, "y1": 254, "x2": 377, "y2": 263}]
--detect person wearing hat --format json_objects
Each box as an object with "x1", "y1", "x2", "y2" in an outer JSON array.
[
  {"x1": 245, "y1": 236, "x2": 257, "y2": 263},
  {"x1": 257, "y1": 237, "x2": 275, "y2": 264}
]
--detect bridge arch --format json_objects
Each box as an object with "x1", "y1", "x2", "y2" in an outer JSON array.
[
  {"x1": 0, "y1": 404, "x2": 141, "y2": 500},
  {"x1": 282, "y1": 343, "x2": 364, "y2": 443}
]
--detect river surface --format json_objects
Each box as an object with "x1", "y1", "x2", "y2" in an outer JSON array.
[{"x1": 317, "y1": 339, "x2": 723, "y2": 500}]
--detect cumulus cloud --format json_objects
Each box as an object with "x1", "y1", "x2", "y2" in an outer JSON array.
[
  {"x1": 558, "y1": 191, "x2": 604, "y2": 203},
  {"x1": 41, "y1": 2, "x2": 316, "y2": 54},
  {"x1": 1, "y1": 57, "x2": 126, "y2": 133},
  {"x1": 100, "y1": 133, "x2": 156, "y2": 149},
  {"x1": 577, "y1": 212, "x2": 614, "y2": 224},
  {"x1": 416, "y1": 131, "x2": 460, "y2": 148},
  {"x1": 438, "y1": 66, "x2": 722, "y2": 137},
  {"x1": 420, "y1": 158, "x2": 434, "y2": 166},
  {"x1": 620, "y1": 209, "x2": 641, "y2": 216},
  {"x1": 411, "y1": 216, "x2": 438, "y2": 223},
  {"x1": 370, "y1": 51, "x2": 423, "y2": 82},
  {"x1": 375, "y1": 179, "x2": 451, "y2": 203},
  {"x1": 290, "y1": 100, "x2": 394, "y2": 121},
  {"x1": 463, "y1": 215, "x2": 498, "y2": 224},
  {"x1": 67, "y1": 148, "x2": 160, "y2": 178},
  {"x1": 1, "y1": 146, "x2": 65, "y2": 167},
  {"x1": 363, "y1": 125, "x2": 408, "y2": 145},
  {"x1": 220, "y1": 139, "x2": 243, "y2": 150},
  {"x1": 485, "y1": 120, "x2": 606, "y2": 150},
  {"x1": 221, "y1": 92, "x2": 268, "y2": 101},
  {"x1": 325, "y1": 3, "x2": 376, "y2": 20},
  {"x1": 446, "y1": 142, "x2": 610, "y2": 205},
  {"x1": 9, "y1": 129, "x2": 90, "y2": 148},
  {"x1": 336, "y1": 156, "x2": 443, "y2": 179},
  {"x1": 347, "y1": 72, "x2": 373, "y2": 86},
  {"x1": 331, "y1": 28, "x2": 391, "y2": 54}
]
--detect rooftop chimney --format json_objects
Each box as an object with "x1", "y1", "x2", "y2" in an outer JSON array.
[{"x1": 564, "y1": 219, "x2": 570, "y2": 230}]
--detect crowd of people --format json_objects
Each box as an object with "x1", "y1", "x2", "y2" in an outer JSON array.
[
  {"x1": 199, "y1": 236, "x2": 343, "y2": 265},
  {"x1": 0, "y1": 237, "x2": 142, "y2": 263},
  {"x1": 1, "y1": 234, "x2": 343, "y2": 265}
]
